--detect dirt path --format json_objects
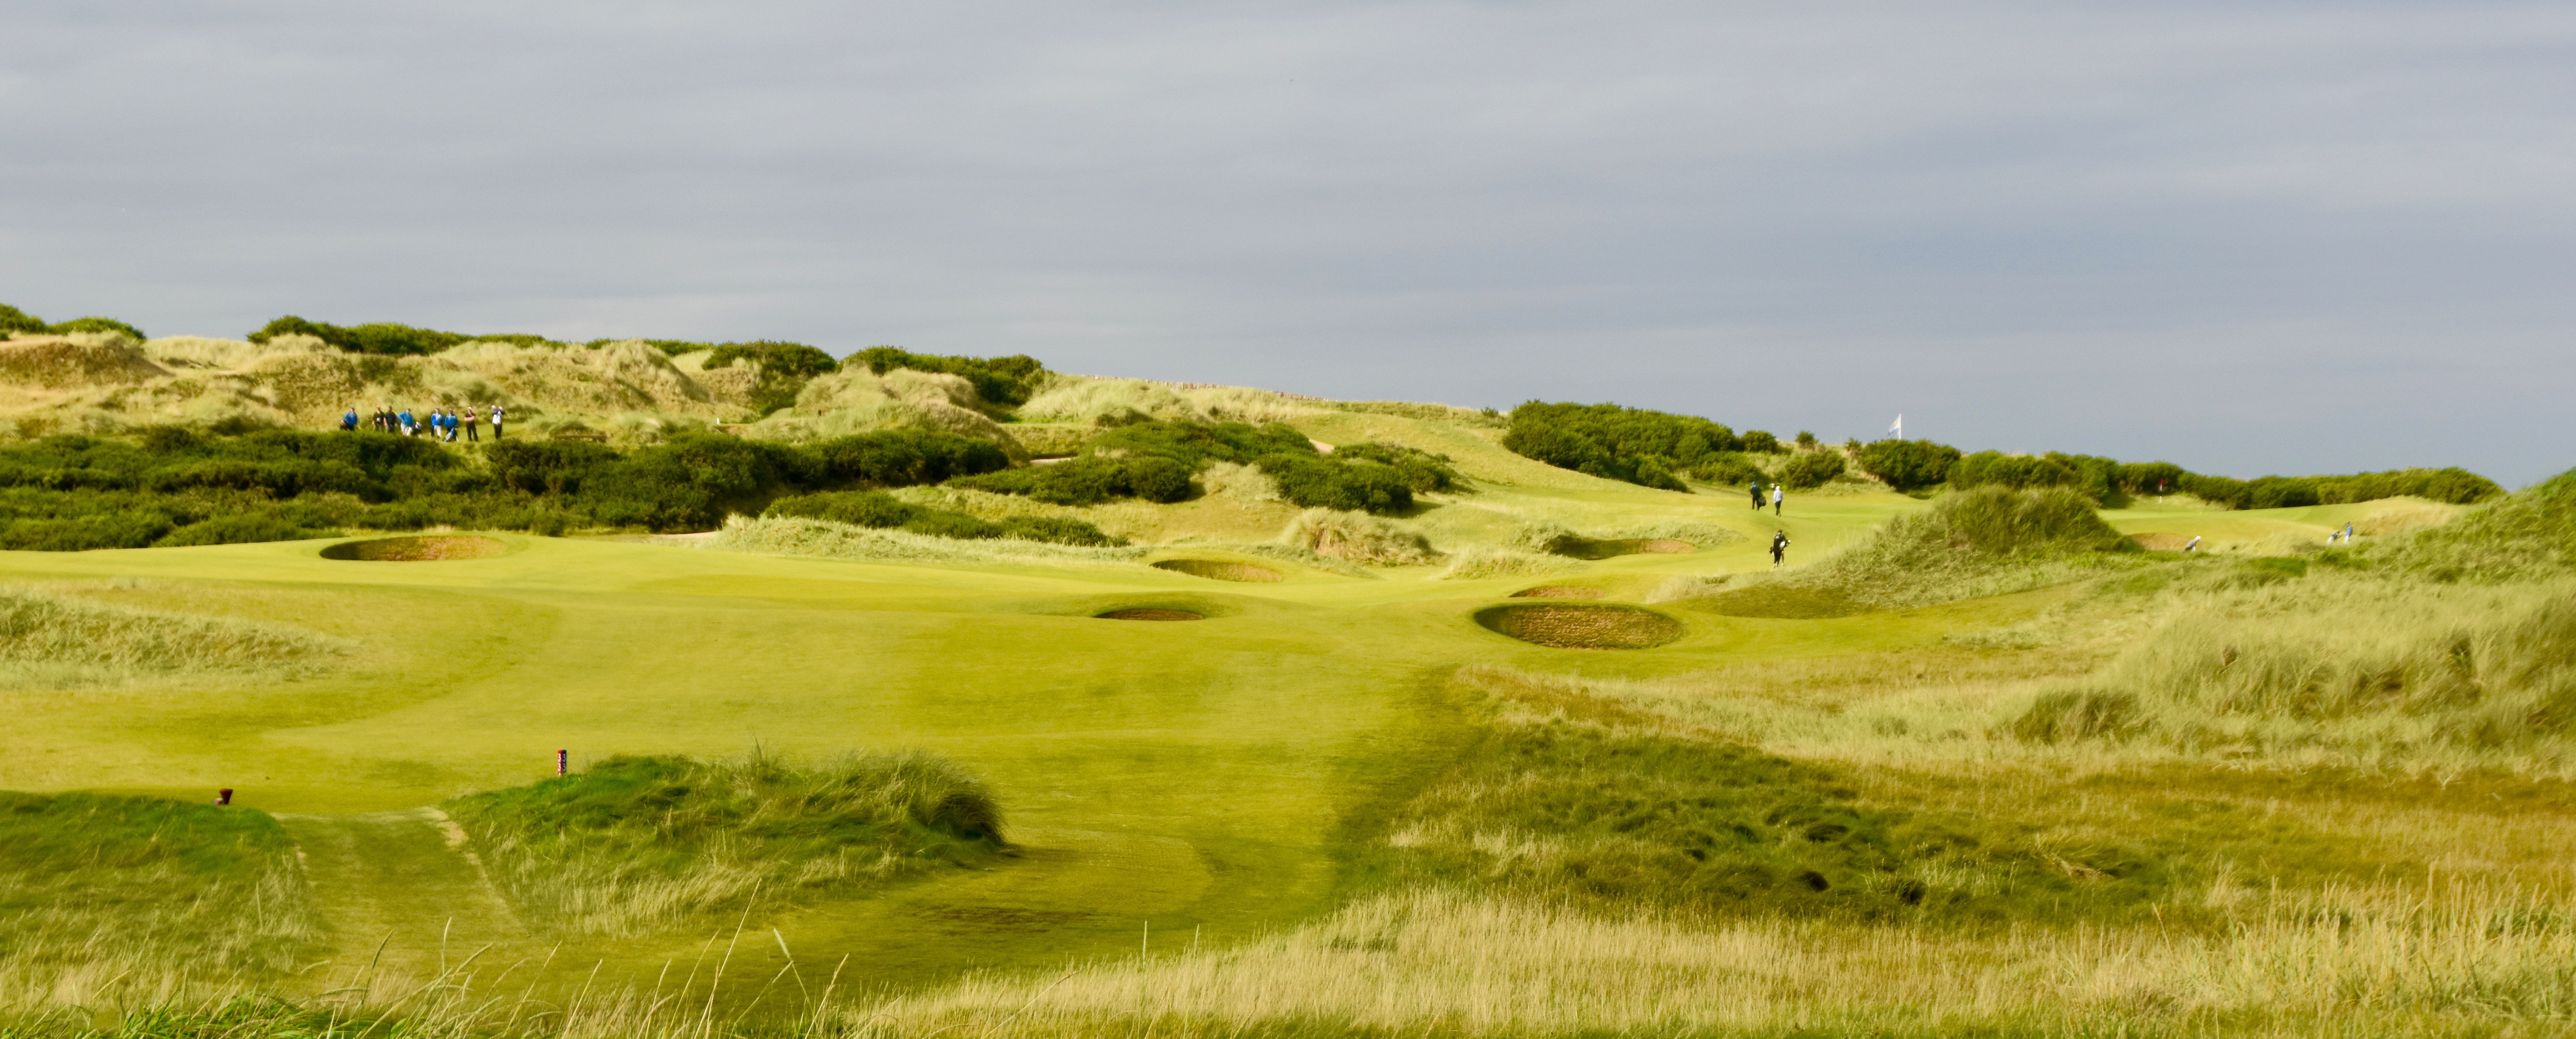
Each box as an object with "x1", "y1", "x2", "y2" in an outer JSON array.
[{"x1": 280, "y1": 809, "x2": 532, "y2": 984}]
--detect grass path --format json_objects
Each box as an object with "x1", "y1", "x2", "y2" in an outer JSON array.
[{"x1": 278, "y1": 809, "x2": 532, "y2": 984}]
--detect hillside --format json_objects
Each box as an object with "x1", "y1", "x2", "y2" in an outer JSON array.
[{"x1": 1, "y1": 313, "x2": 2571, "y2": 1039}]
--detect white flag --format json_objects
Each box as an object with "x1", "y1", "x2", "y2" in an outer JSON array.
[{"x1": 1888, "y1": 414, "x2": 1903, "y2": 440}]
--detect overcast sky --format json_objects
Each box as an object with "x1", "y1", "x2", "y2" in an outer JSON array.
[{"x1": 5, "y1": 2, "x2": 2572, "y2": 485}]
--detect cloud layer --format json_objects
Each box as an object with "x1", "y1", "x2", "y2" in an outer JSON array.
[{"x1": 5, "y1": 1, "x2": 2571, "y2": 483}]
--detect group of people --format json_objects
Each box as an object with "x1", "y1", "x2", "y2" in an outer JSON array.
[
  {"x1": 1748, "y1": 479, "x2": 1792, "y2": 567},
  {"x1": 342, "y1": 404, "x2": 506, "y2": 442}
]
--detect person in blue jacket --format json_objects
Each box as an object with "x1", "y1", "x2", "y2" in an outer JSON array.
[{"x1": 341, "y1": 406, "x2": 357, "y2": 431}]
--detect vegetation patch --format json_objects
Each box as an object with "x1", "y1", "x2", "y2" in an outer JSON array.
[
  {"x1": 1502, "y1": 401, "x2": 1740, "y2": 491},
  {"x1": 1510, "y1": 585, "x2": 1603, "y2": 600},
  {"x1": 0, "y1": 585, "x2": 350, "y2": 688},
  {"x1": 1751, "y1": 486, "x2": 2143, "y2": 613},
  {"x1": 319, "y1": 534, "x2": 508, "y2": 561},
  {"x1": 0, "y1": 793, "x2": 320, "y2": 981},
  {"x1": 1473, "y1": 603, "x2": 1685, "y2": 649},
  {"x1": 1152, "y1": 559, "x2": 1282, "y2": 583},
  {"x1": 444, "y1": 751, "x2": 1005, "y2": 937},
  {"x1": 1383, "y1": 668, "x2": 2173, "y2": 924},
  {"x1": 2383, "y1": 467, "x2": 2576, "y2": 582},
  {"x1": 1096, "y1": 608, "x2": 1205, "y2": 621},
  {"x1": 764, "y1": 490, "x2": 1121, "y2": 546},
  {"x1": 1277, "y1": 508, "x2": 1437, "y2": 565}
]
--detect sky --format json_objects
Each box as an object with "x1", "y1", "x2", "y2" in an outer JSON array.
[{"x1": 4, "y1": 2, "x2": 2572, "y2": 486}]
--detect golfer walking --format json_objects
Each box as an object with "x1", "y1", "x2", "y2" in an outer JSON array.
[
  {"x1": 1770, "y1": 531, "x2": 1791, "y2": 568},
  {"x1": 1771, "y1": 484, "x2": 1783, "y2": 516}
]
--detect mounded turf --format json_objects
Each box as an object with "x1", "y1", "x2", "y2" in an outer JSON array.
[{"x1": 1150, "y1": 558, "x2": 1282, "y2": 582}]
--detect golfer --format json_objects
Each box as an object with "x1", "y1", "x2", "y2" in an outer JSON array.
[
  {"x1": 462, "y1": 407, "x2": 479, "y2": 442},
  {"x1": 341, "y1": 406, "x2": 357, "y2": 431},
  {"x1": 1750, "y1": 479, "x2": 1764, "y2": 510},
  {"x1": 1772, "y1": 484, "x2": 1783, "y2": 516},
  {"x1": 490, "y1": 404, "x2": 506, "y2": 440},
  {"x1": 1770, "y1": 530, "x2": 1791, "y2": 568}
]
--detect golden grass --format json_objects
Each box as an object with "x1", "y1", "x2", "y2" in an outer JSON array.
[{"x1": 1275, "y1": 508, "x2": 1438, "y2": 565}]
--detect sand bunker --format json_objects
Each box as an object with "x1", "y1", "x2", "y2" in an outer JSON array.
[
  {"x1": 1510, "y1": 586, "x2": 1605, "y2": 600},
  {"x1": 1548, "y1": 537, "x2": 1695, "y2": 561},
  {"x1": 1096, "y1": 608, "x2": 1205, "y2": 621},
  {"x1": 321, "y1": 535, "x2": 508, "y2": 561},
  {"x1": 1474, "y1": 603, "x2": 1685, "y2": 650},
  {"x1": 1151, "y1": 559, "x2": 1282, "y2": 583}
]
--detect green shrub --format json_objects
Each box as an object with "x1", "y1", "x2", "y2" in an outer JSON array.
[
  {"x1": 0, "y1": 303, "x2": 47, "y2": 335},
  {"x1": 47, "y1": 316, "x2": 146, "y2": 339},
  {"x1": 245, "y1": 317, "x2": 559, "y2": 354},
  {"x1": 1949, "y1": 451, "x2": 2081, "y2": 493},
  {"x1": 2117, "y1": 461, "x2": 2188, "y2": 496},
  {"x1": 706, "y1": 340, "x2": 839, "y2": 415},
  {"x1": 1778, "y1": 450, "x2": 1846, "y2": 490},
  {"x1": 2386, "y1": 467, "x2": 2576, "y2": 581},
  {"x1": 1330, "y1": 442, "x2": 1460, "y2": 492},
  {"x1": 1741, "y1": 430, "x2": 1783, "y2": 454},
  {"x1": 1257, "y1": 453, "x2": 1414, "y2": 515},
  {"x1": 1502, "y1": 401, "x2": 1733, "y2": 491},
  {"x1": 1854, "y1": 439, "x2": 1962, "y2": 491},
  {"x1": 851, "y1": 346, "x2": 1048, "y2": 406},
  {"x1": 1794, "y1": 431, "x2": 1818, "y2": 450},
  {"x1": 1690, "y1": 453, "x2": 1765, "y2": 487}
]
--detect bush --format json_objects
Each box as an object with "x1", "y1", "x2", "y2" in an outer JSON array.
[
  {"x1": 1502, "y1": 401, "x2": 1736, "y2": 490},
  {"x1": 1949, "y1": 452, "x2": 2081, "y2": 494},
  {"x1": 761, "y1": 490, "x2": 1123, "y2": 547},
  {"x1": 246, "y1": 317, "x2": 558, "y2": 355},
  {"x1": 1690, "y1": 453, "x2": 1765, "y2": 487},
  {"x1": 851, "y1": 347, "x2": 1048, "y2": 406},
  {"x1": 0, "y1": 303, "x2": 46, "y2": 335},
  {"x1": 1257, "y1": 454, "x2": 1414, "y2": 515},
  {"x1": 707, "y1": 341, "x2": 840, "y2": 416},
  {"x1": 1741, "y1": 430, "x2": 1783, "y2": 454},
  {"x1": 1778, "y1": 450, "x2": 1846, "y2": 490},
  {"x1": 1330, "y1": 442, "x2": 1460, "y2": 492},
  {"x1": 47, "y1": 316, "x2": 146, "y2": 339},
  {"x1": 1854, "y1": 439, "x2": 1962, "y2": 491}
]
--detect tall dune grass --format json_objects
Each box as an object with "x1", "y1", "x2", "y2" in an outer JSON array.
[
  {"x1": 0, "y1": 586, "x2": 351, "y2": 689},
  {"x1": 445, "y1": 751, "x2": 1006, "y2": 937}
]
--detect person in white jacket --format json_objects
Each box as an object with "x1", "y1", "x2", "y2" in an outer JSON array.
[{"x1": 1771, "y1": 484, "x2": 1783, "y2": 516}]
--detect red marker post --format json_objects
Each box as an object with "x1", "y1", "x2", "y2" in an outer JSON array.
[
  {"x1": 214, "y1": 788, "x2": 233, "y2": 806},
  {"x1": 557, "y1": 749, "x2": 568, "y2": 776}
]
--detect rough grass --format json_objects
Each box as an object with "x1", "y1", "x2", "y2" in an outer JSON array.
[
  {"x1": 1705, "y1": 487, "x2": 2142, "y2": 616},
  {"x1": 2383, "y1": 467, "x2": 2576, "y2": 582},
  {"x1": 706, "y1": 515, "x2": 1149, "y2": 567},
  {"x1": 0, "y1": 793, "x2": 320, "y2": 1006},
  {"x1": 0, "y1": 585, "x2": 351, "y2": 689},
  {"x1": 444, "y1": 751, "x2": 1006, "y2": 937},
  {"x1": 1438, "y1": 547, "x2": 1580, "y2": 581},
  {"x1": 2011, "y1": 573, "x2": 2576, "y2": 773},
  {"x1": 319, "y1": 535, "x2": 509, "y2": 561},
  {"x1": 1151, "y1": 559, "x2": 1282, "y2": 583},
  {"x1": 1276, "y1": 508, "x2": 1438, "y2": 565}
]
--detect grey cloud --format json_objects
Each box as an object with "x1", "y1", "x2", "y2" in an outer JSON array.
[{"x1": 3, "y1": 0, "x2": 2571, "y2": 483}]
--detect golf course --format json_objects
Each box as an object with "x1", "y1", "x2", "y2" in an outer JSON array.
[{"x1": 2, "y1": 329, "x2": 2572, "y2": 1038}]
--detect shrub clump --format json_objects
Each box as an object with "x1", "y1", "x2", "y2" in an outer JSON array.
[
  {"x1": 1777, "y1": 450, "x2": 1846, "y2": 490},
  {"x1": 850, "y1": 346, "x2": 1048, "y2": 406},
  {"x1": 704, "y1": 341, "x2": 840, "y2": 415},
  {"x1": 948, "y1": 420, "x2": 1426, "y2": 515},
  {"x1": 1502, "y1": 402, "x2": 1740, "y2": 491},
  {"x1": 1, "y1": 302, "x2": 147, "y2": 340},
  {"x1": 1854, "y1": 439, "x2": 1963, "y2": 492},
  {"x1": 444, "y1": 751, "x2": 1006, "y2": 936},
  {"x1": 764, "y1": 490, "x2": 1122, "y2": 546},
  {"x1": 1277, "y1": 508, "x2": 1438, "y2": 565},
  {"x1": 2383, "y1": 467, "x2": 2576, "y2": 582}
]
